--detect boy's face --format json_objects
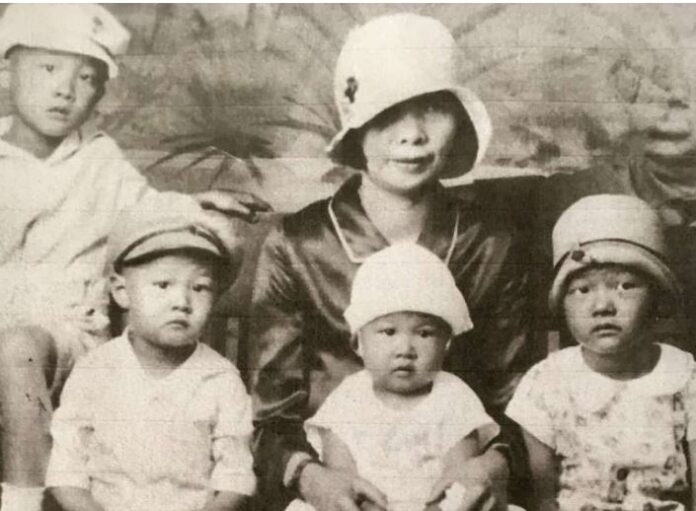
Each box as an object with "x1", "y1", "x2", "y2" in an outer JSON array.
[
  {"x1": 360, "y1": 92, "x2": 463, "y2": 197},
  {"x1": 357, "y1": 311, "x2": 450, "y2": 396},
  {"x1": 7, "y1": 47, "x2": 105, "y2": 143},
  {"x1": 111, "y1": 253, "x2": 218, "y2": 351},
  {"x1": 563, "y1": 265, "x2": 653, "y2": 357}
]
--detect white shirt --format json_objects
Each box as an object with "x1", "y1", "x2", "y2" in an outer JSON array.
[
  {"x1": 304, "y1": 370, "x2": 499, "y2": 511},
  {"x1": 46, "y1": 333, "x2": 257, "y2": 511},
  {"x1": 0, "y1": 117, "x2": 154, "y2": 359}
]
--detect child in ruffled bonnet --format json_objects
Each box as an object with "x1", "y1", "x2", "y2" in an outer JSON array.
[
  {"x1": 287, "y1": 243, "x2": 503, "y2": 511},
  {"x1": 507, "y1": 194, "x2": 696, "y2": 511},
  {"x1": 46, "y1": 193, "x2": 256, "y2": 511}
]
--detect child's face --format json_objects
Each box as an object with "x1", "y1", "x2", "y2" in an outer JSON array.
[
  {"x1": 8, "y1": 47, "x2": 105, "y2": 143},
  {"x1": 563, "y1": 265, "x2": 653, "y2": 357},
  {"x1": 357, "y1": 311, "x2": 450, "y2": 396},
  {"x1": 112, "y1": 253, "x2": 218, "y2": 351},
  {"x1": 360, "y1": 93, "x2": 462, "y2": 196}
]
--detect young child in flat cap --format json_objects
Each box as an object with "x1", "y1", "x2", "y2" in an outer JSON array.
[
  {"x1": 0, "y1": 5, "x2": 267, "y2": 509},
  {"x1": 507, "y1": 195, "x2": 696, "y2": 511},
  {"x1": 46, "y1": 193, "x2": 255, "y2": 511},
  {"x1": 287, "y1": 243, "x2": 502, "y2": 511}
]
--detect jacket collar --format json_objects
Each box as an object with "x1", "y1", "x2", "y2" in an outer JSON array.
[{"x1": 328, "y1": 174, "x2": 460, "y2": 264}]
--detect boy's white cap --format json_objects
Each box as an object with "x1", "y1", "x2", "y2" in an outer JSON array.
[
  {"x1": 0, "y1": 4, "x2": 130, "y2": 79},
  {"x1": 328, "y1": 13, "x2": 491, "y2": 179},
  {"x1": 549, "y1": 194, "x2": 680, "y2": 314},
  {"x1": 344, "y1": 243, "x2": 473, "y2": 336}
]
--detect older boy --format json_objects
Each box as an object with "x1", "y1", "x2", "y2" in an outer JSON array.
[
  {"x1": 0, "y1": 5, "x2": 266, "y2": 510},
  {"x1": 47, "y1": 193, "x2": 255, "y2": 511}
]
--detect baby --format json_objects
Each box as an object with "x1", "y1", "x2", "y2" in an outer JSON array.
[{"x1": 289, "y1": 243, "x2": 502, "y2": 511}]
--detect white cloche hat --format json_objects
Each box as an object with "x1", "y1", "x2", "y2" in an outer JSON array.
[
  {"x1": 344, "y1": 242, "x2": 473, "y2": 336},
  {"x1": 328, "y1": 13, "x2": 491, "y2": 179},
  {"x1": 549, "y1": 194, "x2": 680, "y2": 314}
]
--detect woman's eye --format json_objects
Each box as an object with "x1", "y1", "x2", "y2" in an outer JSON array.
[
  {"x1": 418, "y1": 329, "x2": 435, "y2": 338},
  {"x1": 380, "y1": 328, "x2": 396, "y2": 336},
  {"x1": 193, "y1": 283, "x2": 212, "y2": 293},
  {"x1": 42, "y1": 64, "x2": 55, "y2": 73},
  {"x1": 618, "y1": 280, "x2": 639, "y2": 291},
  {"x1": 567, "y1": 285, "x2": 589, "y2": 296},
  {"x1": 79, "y1": 73, "x2": 96, "y2": 84},
  {"x1": 154, "y1": 281, "x2": 169, "y2": 290}
]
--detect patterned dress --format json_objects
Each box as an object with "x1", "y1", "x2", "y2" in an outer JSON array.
[{"x1": 507, "y1": 344, "x2": 696, "y2": 511}]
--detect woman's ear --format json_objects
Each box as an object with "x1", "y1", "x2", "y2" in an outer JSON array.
[{"x1": 109, "y1": 272, "x2": 130, "y2": 310}]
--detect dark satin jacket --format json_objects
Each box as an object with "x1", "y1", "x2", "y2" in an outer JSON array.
[{"x1": 248, "y1": 175, "x2": 535, "y2": 509}]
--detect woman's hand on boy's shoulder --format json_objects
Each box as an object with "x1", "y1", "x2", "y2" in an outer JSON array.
[
  {"x1": 432, "y1": 448, "x2": 509, "y2": 511},
  {"x1": 193, "y1": 189, "x2": 272, "y2": 223},
  {"x1": 298, "y1": 462, "x2": 388, "y2": 511}
]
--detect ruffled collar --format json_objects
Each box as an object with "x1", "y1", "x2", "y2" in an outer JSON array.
[
  {"x1": 552, "y1": 344, "x2": 694, "y2": 413},
  {"x1": 328, "y1": 174, "x2": 461, "y2": 264}
]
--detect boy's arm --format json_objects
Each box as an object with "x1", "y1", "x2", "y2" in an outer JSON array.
[
  {"x1": 689, "y1": 439, "x2": 696, "y2": 511},
  {"x1": 194, "y1": 189, "x2": 272, "y2": 224},
  {"x1": 45, "y1": 362, "x2": 96, "y2": 494},
  {"x1": 200, "y1": 491, "x2": 248, "y2": 511},
  {"x1": 522, "y1": 429, "x2": 559, "y2": 511},
  {"x1": 210, "y1": 374, "x2": 257, "y2": 500},
  {"x1": 50, "y1": 487, "x2": 105, "y2": 511}
]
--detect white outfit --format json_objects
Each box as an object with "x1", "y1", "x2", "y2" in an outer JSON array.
[
  {"x1": 0, "y1": 117, "x2": 155, "y2": 389},
  {"x1": 288, "y1": 370, "x2": 499, "y2": 511},
  {"x1": 46, "y1": 333, "x2": 257, "y2": 511},
  {"x1": 507, "y1": 344, "x2": 696, "y2": 511}
]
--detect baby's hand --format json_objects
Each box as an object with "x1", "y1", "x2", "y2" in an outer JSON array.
[{"x1": 425, "y1": 482, "x2": 468, "y2": 511}]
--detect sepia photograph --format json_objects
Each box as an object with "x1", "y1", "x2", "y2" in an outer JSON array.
[{"x1": 0, "y1": 3, "x2": 694, "y2": 511}]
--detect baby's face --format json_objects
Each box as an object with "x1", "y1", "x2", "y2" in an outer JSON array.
[
  {"x1": 563, "y1": 265, "x2": 653, "y2": 358},
  {"x1": 7, "y1": 47, "x2": 105, "y2": 145},
  {"x1": 357, "y1": 311, "x2": 450, "y2": 397},
  {"x1": 114, "y1": 253, "x2": 218, "y2": 352},
  {"x1": 360, "y1": 92, "x2": 464, "y2": 196}
]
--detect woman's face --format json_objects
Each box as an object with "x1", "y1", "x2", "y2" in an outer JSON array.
[{"x1": 359, "y1": 92, "x2": 468, "y2": 197}]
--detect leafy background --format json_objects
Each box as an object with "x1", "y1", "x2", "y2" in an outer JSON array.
[{"x1": 2, "y1": 4, "x2": 696, "y2": 211}]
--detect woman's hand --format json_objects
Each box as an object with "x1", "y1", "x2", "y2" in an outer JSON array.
[{"x1": 298, "y1": 462, "x2": 389, "y2": 511}]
